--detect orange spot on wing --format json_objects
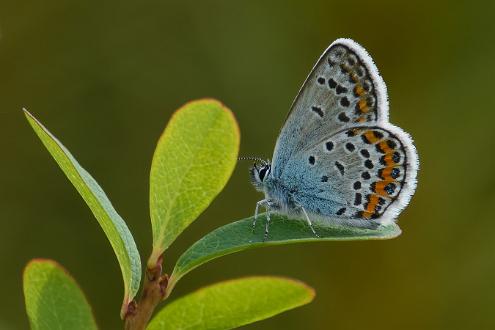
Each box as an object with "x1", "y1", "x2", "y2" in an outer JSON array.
[
  {"x1": 340, "y1": 63, "x2": 361, "y2": 84},
  {"x1": 364, "y1": 131, "x2": 382, "y2": 144},
  {"x1": 361, "y1": 211, "x2": 374, "y2": 219},
  {"x1": 377, "y1": 140, "x2": 400, "y2": 166},
  {"x1": 365, "y1": 195, "x2": 379, "y2": 214},
  {"x1": 354, "y1": 85, "x2": 365, "y2": 97},
  {"x1": 383, "y1": 153, "x2": 398, "y2": 166},
  {"x1": 378, "y1": 141, "x2": 393, "y2": 154},
  {"x1": 358, "y1": 99, "x2": 369, "y2": 113},
  {"x1": 380, "y1": 167, "x2": 393, "y2": 180}
]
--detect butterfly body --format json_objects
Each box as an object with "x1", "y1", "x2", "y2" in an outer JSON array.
[{"x1": 250, "y1": 38, "x2": 418, "y2": 237}]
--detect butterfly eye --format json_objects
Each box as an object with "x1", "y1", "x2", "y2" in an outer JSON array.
[
  {"x1": 258, "y1": 165, "x2": 270, "y2": 181},
  {"x1": 258, "y1": 168, "x2": 267, "y2": 181}
]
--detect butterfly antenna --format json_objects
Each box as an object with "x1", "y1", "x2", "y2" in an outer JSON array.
[{"x1": 238, "y1": 156, "x2": 268, "y2": 165}]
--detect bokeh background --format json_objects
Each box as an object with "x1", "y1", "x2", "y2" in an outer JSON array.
[{"x1": 1, "y1": 0, "x2": 494, "y2": 329}]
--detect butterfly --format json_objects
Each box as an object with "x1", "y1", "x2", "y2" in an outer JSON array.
[{"x1": 248, "y1": 38, "x2": 419, "y2": 239}]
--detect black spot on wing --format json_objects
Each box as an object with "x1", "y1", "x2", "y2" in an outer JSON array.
[
  {"x1": 340, "y1": 97, "x2": 350, "y2": 107},
  {"x1": 362, "y1": 80, "x2": 372, "y2": 92},
  {"x1": 336, "y1": 85, "x2": 348, "y2": 94},
  {"x1": 311, "y1": 106, "x2": 324, "y2": 117},
  {"x1": 387, "y1": 140, "x2": 397, "y2": 149},
  {"x1": 335, "y1": 161, "x2": 345, "y2": 175},
  {"x1": 345, "y1": 142, "x2": 355, "y2": 152},
  {"x1": 385, "y1": 182, "x2": 397, "y2": 195},
  {"x1": 373, "y1": 130, "x2": 384, "y2": 139},
  {"x1": 393, "y1": 152, "x2": 401, "y2": 163},
  {"x1": 346, "y1": 129, "x2": 358, "y2": 137},
  {"x1": 361, "y1": 134, "x2": 371, "y2": 144},
  {"x1": 347, "y1": 55, "x2": 357, "y2": 66},
  {"x1": 338, "y1": 112, "x2": 350, "y2": 122},
  {"x1": 354, "y1": 193, "x2": 362, "y2": 205},
  {"x1": 391, "y1": 168, "x2": 400, "y2": 179}
]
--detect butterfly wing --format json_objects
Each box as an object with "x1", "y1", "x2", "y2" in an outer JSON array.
[
  {"x1": 272, "y1": 38, "x2": 389, "y2": 178},
  {"x1": 285, "y1": 125, "x2": 418, "y2": 225},
  {"x1": 270, "y1": 39, "x2": 418, "y2": 224}
]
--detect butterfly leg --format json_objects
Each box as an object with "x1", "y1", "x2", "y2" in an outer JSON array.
[
  {"x1": 264, "y1": 209, "x2": 272, "y2": 241},
  {"x1": 253, "y1": 199, "x2": 274, "y2": 240},
  {"x1": 253, "y1": 199, "x2": 268, "y2": 232},
  {"x1": 299, "y1": 205, "x2": 319, "y2": 238}
]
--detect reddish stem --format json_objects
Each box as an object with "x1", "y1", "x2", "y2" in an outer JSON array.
[{"x1": 124, "y1": 255, "x2": 168, "y2": 330}]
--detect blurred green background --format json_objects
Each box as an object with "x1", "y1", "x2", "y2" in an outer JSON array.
[{"x1": 1, "y1": 0, "x2": 494, "y2": 329}]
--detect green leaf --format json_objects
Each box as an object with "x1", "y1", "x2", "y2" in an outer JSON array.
[
  {"x1": 23, "y1": 109, "x2": 141, "y2": 317},
  {"x1": 149, "y1": 99, "x2": 240, "y2": 264},
  {"x1": 23, "y1": 259, "x2": 98, "y2": 330},
  {"x1": 148, "y1": 276, "x2": 314, "y2": 330},
  {"x1": 168, "y1": 214, "x2": 401, "y2": 291}
]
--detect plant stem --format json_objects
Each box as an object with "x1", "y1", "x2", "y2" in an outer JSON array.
[{"x1": 124, "y1": 255, "x2": 168, "y2": 330}]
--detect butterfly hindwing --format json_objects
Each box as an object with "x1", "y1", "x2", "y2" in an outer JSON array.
[
  {"x1": 272, "y1": 39, "x2": 388, "y2": 177},
  {"x1": 285, "y1": 125, "x2": 416, "y2": 224}
]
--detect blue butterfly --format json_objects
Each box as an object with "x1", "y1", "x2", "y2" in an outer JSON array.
[{"x1": 248, "y1": 38, "x2": 419, "y2": 239}]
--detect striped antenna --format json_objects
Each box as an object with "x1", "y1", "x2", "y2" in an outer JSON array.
[{"x1": 238, "y1": 156, "x2": 268, "y2": 165}]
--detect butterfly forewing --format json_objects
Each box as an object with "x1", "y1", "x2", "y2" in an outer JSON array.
[{"x1": 272, "y1": 39, "x2": 388, "y2": 178}]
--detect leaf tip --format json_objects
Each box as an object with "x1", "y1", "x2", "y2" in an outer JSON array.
[
  {"x1": 24, "y1": 258, "x2": 59, "y2": 274},
  {"x1": 178, "y1": 98, "x2": 240, "y2": 139},
  {"x1": 23, "y1": 259, "x2": 83, "y2": 290},
  {"x1": 23, "y1": 258, "x2": 99, "y2": 329},
  {"x1": 208, "y1": 98, "x2": 241, "y2": 141},
  {"x1": 22, "y1": 108, "x2": 43, "y2": 131},
  {"x1": 22, "y1": 107, "x2": 34, "y2": 121},
  {"x1": 281, "y1": 277, "x2": 316, "y2": 303},
  {"x1": 23, "y1": 259, "x2": 92, "y2": 314},
  {"x1": 181, "y1": 97, "x2": 223, "y2": 109},
  {"x1": 219, "y1": 101, "x2": 241, "y2": 142},
  {"x1": 241, "y1": 275, "x2": 316, "y2": 302}
]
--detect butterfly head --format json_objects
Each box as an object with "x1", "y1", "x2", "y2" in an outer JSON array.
[
  {"x1": 239, "y1": 157, "x2": 271, "y2": 192},
  {"x1": 250, "y1": 162, "x2": 271, "y2": 191}
]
